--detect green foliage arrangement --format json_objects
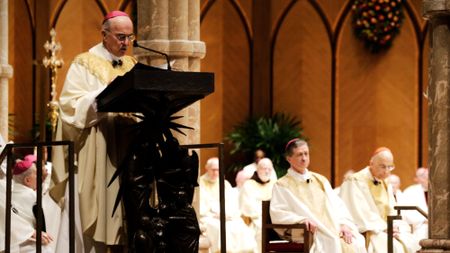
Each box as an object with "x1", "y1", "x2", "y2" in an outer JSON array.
[
  {"x1": 352, "y1": 0, "x2": 404, "y2": 52},
  {"x1": 226, "y1": 113, "x2": 306, "y2": 177}
]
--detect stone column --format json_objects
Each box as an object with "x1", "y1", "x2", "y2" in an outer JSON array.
[
  {"x1": 135, "y1": 0, "x2": 206, "y2": 227},
  {"x1": 0, "y1": 0, "x2": 13, "y2": 140},
  {"x1": 421, "y1": 1, "x2": 450, "y2": 252},
  {"x1": 135, "y1": 0, "x2": 205, "y2": 145}
]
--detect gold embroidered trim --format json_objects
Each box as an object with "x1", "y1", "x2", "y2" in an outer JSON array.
[{"x1": 73, "y1": 53, "x2": 137, "y2": 84}]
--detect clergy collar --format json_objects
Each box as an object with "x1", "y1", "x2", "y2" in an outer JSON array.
[
  {"x1": 372, "y1": 178, "x2": 381, "y2": 186},
  {"x1": 112, "y1": 59, "x2": 123, "y2": 67},
  {"x1": 108, "y1": 50, "x2": 123, "y2": 67},
  {"x1": 367, "y1": 167, "x2": 383, "y2": 186},
  {"x1": 12, "y1": 181, "x2": 36, "y2": 194},
  {"x1": 109, "y1": 53, "x2": 122, "y2": 63},
  {"x1": 288, "y1": 168, "x2": 312, "y2": 183},
  {"x1": 91, "y1": 43, "x2": 123, "y2": 65}
]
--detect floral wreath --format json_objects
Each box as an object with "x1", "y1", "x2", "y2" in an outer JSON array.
[{"x1": 351, "y1": 0, "x2": 405, "y2": 52}]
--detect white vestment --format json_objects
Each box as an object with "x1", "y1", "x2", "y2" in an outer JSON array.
[
  {"x1": 0, "y1": 136, "x2": 58, "y2": 253},
  {"x1": 239, "y1": 178, "x2": 276, "y2": 253},
  {"x1": 339, "y1": 167, "x2": 420, "y2": 253},
  {"x1": 53, "y1": 43, "x2": 137, "y2": 248},
  {"x1": 393, "y1": 189, "x2": 405, "y2": 205},
  {"x1": 0, "y1": 179, "x2": 35, "y2": 253},
  {"x1": 6, "y1": 181, "x2": 56, "y2": 253},
  {"x1": 198, "y1": 174, "x2": 256, "y2": 253},
  {"x1": 11, "y1": 183, "x2": 38, "y2": 231},
  {"x1": 270, "y1": 169, "x2": 366, "y2": 253},
  {"x1": 401, "y1": 184, "x2": 428, "y2": 241}
]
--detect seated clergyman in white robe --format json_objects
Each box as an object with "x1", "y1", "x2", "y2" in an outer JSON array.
[
  {"x1": 199, "y1": 157, "x2": 256, "y2": 253},
  {"x1": 339, "y1": 147, "x2": 420, "y2": 253},
  {"x1": 388, "y1": 174, "x2": 405, "y2": 204},
  {"x1": 239, "y1": 158, "x2": 276, "y2": 252},
  {"x1": 402, "y1": 167, "x2": 429, "y2": 241},
  {"x1": 270, "y1": 139, "x2": 367, "y2": 253},
  {"x1": 0, "y1": 137, "x2": 36, "y2": 252},
  {"x1": 0, "y1": 179, "x2": 35, "y2": 253},
  {"x1": 0, "y1": 157, "x2": 54, "y2": 253},
  {"x1": 235, "y1": 149, "x2": 277, "y2": 191}
]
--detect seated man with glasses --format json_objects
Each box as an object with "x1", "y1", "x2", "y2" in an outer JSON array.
[{"x1": 339, "y1": 147, "x2": 420, "y2": 253}]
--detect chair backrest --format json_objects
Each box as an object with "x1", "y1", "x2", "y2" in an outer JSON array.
[{"x1": 261, "y1": 200, "x2": 313, "y2": 253}]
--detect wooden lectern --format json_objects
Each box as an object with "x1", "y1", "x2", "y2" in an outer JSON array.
[
  {"x1": 96, "y1": 62, "x2": 214, "y2": 113},
  {"x1": 96, "y1": 63, "x2": 214, "y2": 253}
]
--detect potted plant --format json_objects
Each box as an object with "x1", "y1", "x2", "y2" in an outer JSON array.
[{"x1": 226, "y1": 113, "x2": 306, "y2": 177}]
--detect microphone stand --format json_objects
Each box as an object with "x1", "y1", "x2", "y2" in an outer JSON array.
[{"x1": 133, "y1": 40, "x2": 171, "y2": 71}]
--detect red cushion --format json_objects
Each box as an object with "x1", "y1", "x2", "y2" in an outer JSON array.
[{"x1": 266, "y1": 242, "x2": 304, "y2": 252}]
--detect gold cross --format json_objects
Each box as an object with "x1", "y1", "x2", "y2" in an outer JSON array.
[{"x1": 43, "y1": 28, "x2": 63, "y2": 134}]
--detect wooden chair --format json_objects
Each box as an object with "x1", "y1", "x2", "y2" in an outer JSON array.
[{"x1": 262, "y1": 200, "x2": 313, "y2": 253}]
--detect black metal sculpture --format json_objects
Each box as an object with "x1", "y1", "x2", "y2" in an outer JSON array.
[
  {"x1": 97, "y1": 63, "x2": 214, "y2": 253},
  {"x1": 109, "y1": 113, "x2": 200, "y2": 253}
]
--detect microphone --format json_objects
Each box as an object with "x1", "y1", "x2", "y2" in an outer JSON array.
[
  {"x1": 373, "y1": 179, "x2": 380, "y2": 186},
  {"x1": 133, "y1": 40, "x2": 171, "y2": 71},
  {"x1": 306, "y1": 179, "x2": 311, "y2": 184},
  {"x1": 112, "y1": 59, "x2": 122, "y2": 67}
]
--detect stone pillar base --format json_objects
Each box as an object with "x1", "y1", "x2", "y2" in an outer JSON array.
[{"x1": 418, "y1": 239, "x2": 450, "y2": 252}]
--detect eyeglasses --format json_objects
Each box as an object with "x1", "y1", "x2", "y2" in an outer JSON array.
[
  {"x1": 105, "y1": 30, "x2": 135, "y2": 42},
  {"x1": 378, "y1": 164, "x2": 395, "y2": 171}
]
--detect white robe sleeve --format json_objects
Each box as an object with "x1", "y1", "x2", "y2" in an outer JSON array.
[
  {"x1": 0, "y1": 181, "x2": 35, "y2": 251},
  {"x1": 339, "y1": 178, "x2": 387, "y2": 233},
  {"x1": 401, "y1": 185, "x2": 428, "y2": 226},
  {"x1": 239, "y1": 182, "x2": 260, "y2": 220},
  {"x1": 270, "y1": 183, "x2": 308, "y2": 224},
  {"x1": 224, "y1": 181, "x2": 242, "y2": 219},
  {"x1": 322, "y1": 177, "x2": 360, "y2": 232},
  {"x1": 59, "y1": 63, "x2": 107, "y2": 129}
]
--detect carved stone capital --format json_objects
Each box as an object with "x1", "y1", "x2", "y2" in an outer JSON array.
[
  {"x1": 0, "y1": 64, "x2": 13, "y2": 78},
  {"x1": 423, "y1": 0, "x2": 450, "y2": 18}
]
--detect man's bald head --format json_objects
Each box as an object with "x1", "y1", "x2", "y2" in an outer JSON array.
[
  {"x1": 415, "y1": 167, "x2": 429, "y2": 190},
  {"x1": 102, "y1": 13, "x2": 134, "y2": 57},
  {"x1": 256, "y1": 158, "x2": 274, "y2": 182},
  {"x1": 370, "y1": 147, "x2": 393, "y2": 162},
  {"x1": 205, "y1": 157, "x2": 219, "y2": 182},
  {"x1": 369, "y1": 147, "x2": 394, "y2": 180}
]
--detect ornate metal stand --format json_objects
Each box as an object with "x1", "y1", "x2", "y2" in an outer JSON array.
[{"x1": 42, "y1": 28, "x2": 63, "y2": 134}]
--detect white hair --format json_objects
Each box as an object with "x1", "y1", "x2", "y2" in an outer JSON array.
[
  {"x1": 205, "y1": 157, "x2": 219, "y2": 170},
  {"x1": 13, "y1": 164, "x2": 36, "y2": 185},
  {"x1": 370, "y1": 149, "x2": 393, "y2": 164},
  {"x1": 416, "y1": 167, "x2": 429, "y2": 178},
  {"x1": 102, "y1": 20, "x2": 111, "y2": 32},
  {"x1": 257, "y1": 158, "x2": 273, "y2": 169}
]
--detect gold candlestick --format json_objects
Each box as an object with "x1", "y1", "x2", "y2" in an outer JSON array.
[{"x1": 43, "y1": 28, "x2": 63, "y2": 134}]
